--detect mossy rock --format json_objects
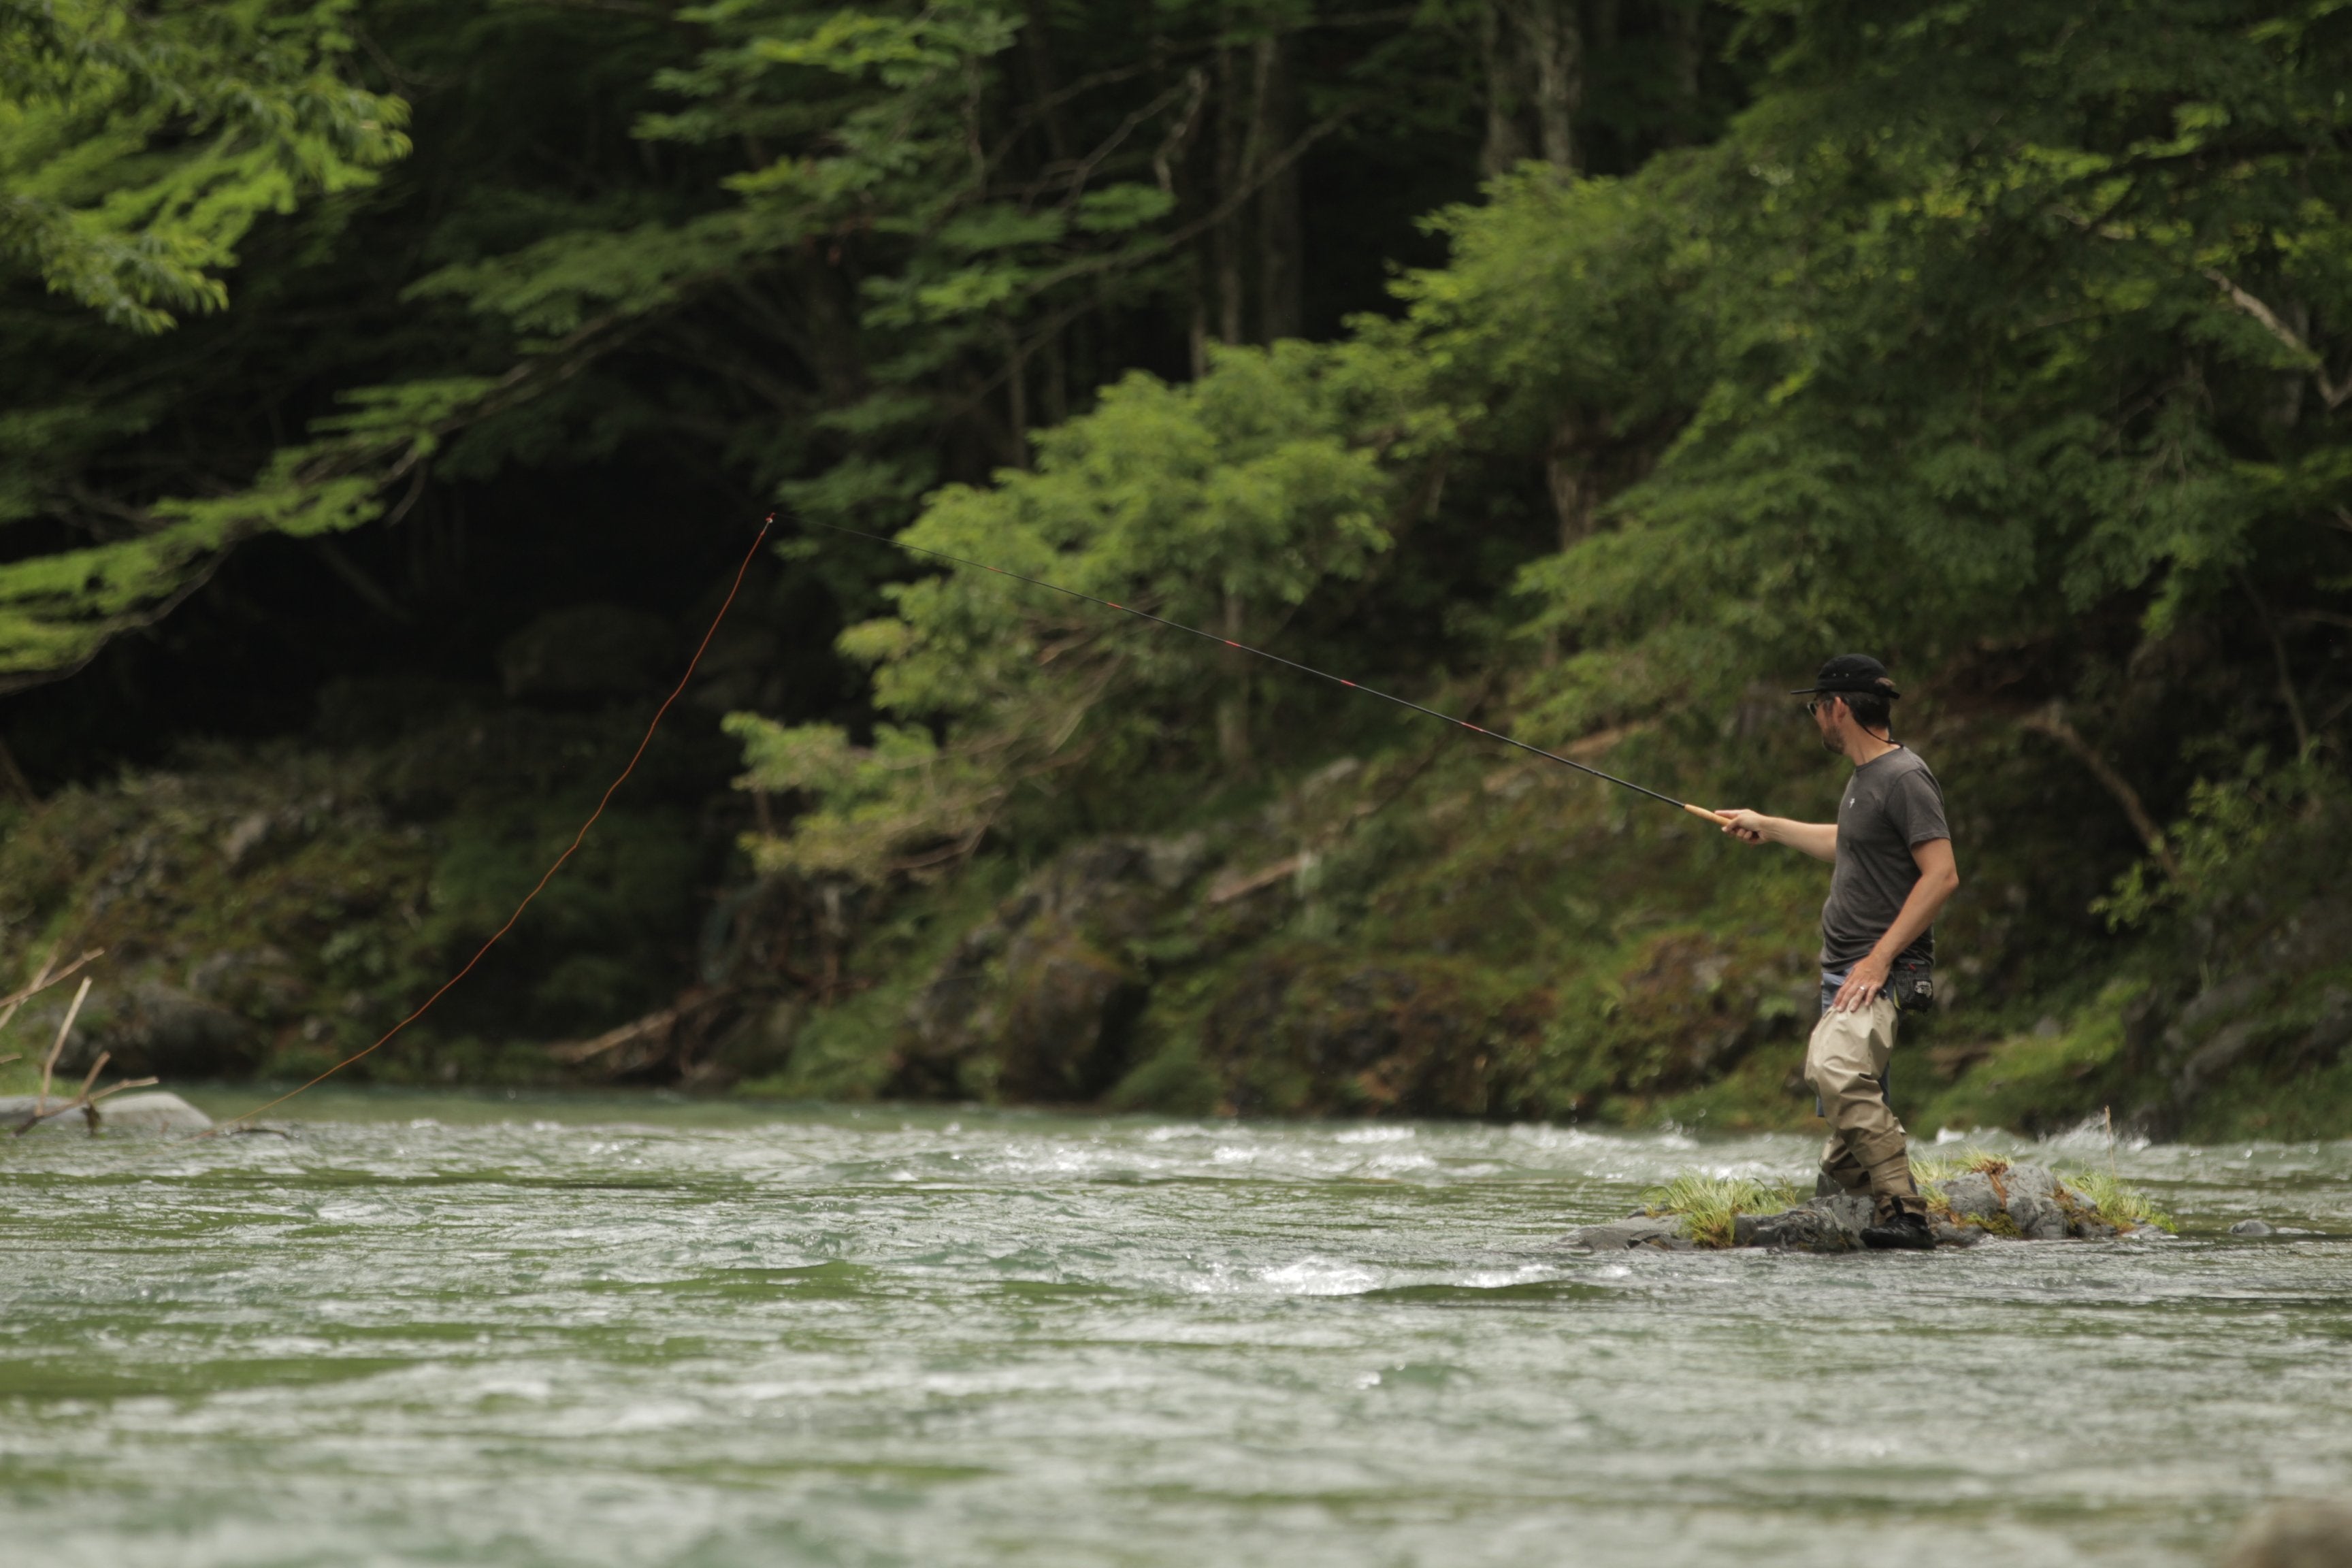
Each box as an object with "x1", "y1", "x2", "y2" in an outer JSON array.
[{"x1": 1198, "y1": 944, "x2": 1546, "y2": 1117}]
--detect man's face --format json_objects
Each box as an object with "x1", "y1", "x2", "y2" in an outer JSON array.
[{"x1": 1809, "y1": 696, "x2": 1847, "y2": 754}]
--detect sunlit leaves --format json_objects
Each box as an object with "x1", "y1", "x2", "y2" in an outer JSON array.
[{"x1": 0, "y1": 0, "x2": 410, "y2": 332}]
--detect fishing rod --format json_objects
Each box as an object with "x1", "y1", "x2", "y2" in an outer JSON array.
[{"x1": 795, "y1": 517, "x2": 1731, "y2": 828}]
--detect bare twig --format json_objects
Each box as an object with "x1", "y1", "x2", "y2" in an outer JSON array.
[
  {"x1": 71, "y1": 1049, "x2": 110, "y2": 1103},
  {"x1": 33, "y1": 975, "x2": 93, "y2": 1115},
  {"x1": 0, "y1": 947, "x2": 103, "y2": 1018}
]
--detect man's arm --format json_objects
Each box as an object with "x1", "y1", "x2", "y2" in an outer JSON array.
[
  {"x1": 1829, "y1": 837, "x2": 1961, "y2": 1012},
  {"x1": 1712, "y1": 809, "x2": 1838, "y2": 862}
]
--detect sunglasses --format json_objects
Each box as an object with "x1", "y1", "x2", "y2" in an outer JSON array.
[{"x1": 1803, "y1": 696, "x2": 1843, "y2": 717}]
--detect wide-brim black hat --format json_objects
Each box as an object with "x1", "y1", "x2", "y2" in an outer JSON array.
[{"x1": 1790, "y1": 653, "x2": 1901, "y2": 698}]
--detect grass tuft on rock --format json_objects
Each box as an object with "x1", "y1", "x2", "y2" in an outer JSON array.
[
  {"x1": 2057, "y1": 1166, "x2": 2174, "y2": 1232},
  {"x1": 1642, "y1": 1171, "x2": 1803, "y2": 1248}
]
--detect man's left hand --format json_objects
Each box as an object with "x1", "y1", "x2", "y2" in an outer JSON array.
[{"x1": 1832, "y1": 953, "x2": 1891, "y2": 1012}]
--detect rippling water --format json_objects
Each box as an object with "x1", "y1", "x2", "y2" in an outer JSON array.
[{"x1": 3, "y1": 1092, "x2": 2348, "y2": 1567}]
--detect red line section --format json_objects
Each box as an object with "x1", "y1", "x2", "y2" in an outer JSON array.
[{"x1": 206, "y1": 518, "x2": 776, "y2": 1134}]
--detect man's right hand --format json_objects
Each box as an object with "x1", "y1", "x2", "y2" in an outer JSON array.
[{"x1": 1714, "y1": 808, "x2": 1769, "y2": 845}]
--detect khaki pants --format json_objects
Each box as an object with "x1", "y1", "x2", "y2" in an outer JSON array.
[{"x1": 1805, "y1": 995, "x2": 1918, "y2": 1205}]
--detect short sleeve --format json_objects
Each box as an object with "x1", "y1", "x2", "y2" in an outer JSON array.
[{"x1": 1891, "y1": 767, "x2": 1950, "y2": 846}]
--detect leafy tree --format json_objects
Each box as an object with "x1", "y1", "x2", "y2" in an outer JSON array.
[
  {"x1": 0, "y1": 0, "x2": 409, "y2": 685},
  {"x1": 0, "y1": 0, "x2": 408, "y2": 329},
  {"x1": 729, "y1": 340, "x2": 1401, "y2": 881}
]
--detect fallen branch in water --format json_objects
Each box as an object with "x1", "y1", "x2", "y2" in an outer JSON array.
[{"x1": 12, "y1": 1072, "x2": 163, "y2": 1136}]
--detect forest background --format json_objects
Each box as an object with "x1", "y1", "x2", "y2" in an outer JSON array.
[{"x1": 3, "y1": 0, "x2": 2350, "y2": 1141}]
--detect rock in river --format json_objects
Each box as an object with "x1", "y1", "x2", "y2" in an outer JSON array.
[
  {"x1": 2223, "y1": 1499, "x2": 2352, "y2": 1567},
  {"x1": 1559, "y1": 1218, "x2": 1693, "y2": 1252},
  {"x1": 1, "y1": 1091, "x2": 213, "y2": 1137},
  {"x1": 1571, "y1": 1162, "x2": 2159, "y2": 1254}
]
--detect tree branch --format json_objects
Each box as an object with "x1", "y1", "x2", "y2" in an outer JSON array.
[
  {"x1": 2018, "y1": 702, "x2": 2179, "y2": 877},
  {"x1": 2203, "y1": 270, "x2": 2352, "y2": 409}
]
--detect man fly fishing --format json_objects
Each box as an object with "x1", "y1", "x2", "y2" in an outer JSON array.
[{"x1": 1713, "y1": 655, "x2": 1960, "y2": 1252}]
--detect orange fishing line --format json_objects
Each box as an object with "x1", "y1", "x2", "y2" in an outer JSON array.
[{"x1": 205, "y1": 516, "x2": 774, "y2": 1134}]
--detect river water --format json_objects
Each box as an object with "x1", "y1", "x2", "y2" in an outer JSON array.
[{"x1": 3, "y1": 1092, "x2": 2347, "y2": 1567}]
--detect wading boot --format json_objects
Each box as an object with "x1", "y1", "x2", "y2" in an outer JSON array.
[{"x1": 1861, "y1": 1198, "x2": 1933, "y2": 1252}]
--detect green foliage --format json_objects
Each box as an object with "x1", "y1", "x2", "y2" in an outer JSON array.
[
  {"x1": 1912, "y1": 984, "x2": 2141, "y2": 1137},
  {"x1": 0, "y1": 0, "x2": 410, "y2": 331},
  {"x1": 2060, "y1": 1166, "x2": 2174, "y2": 1232},
  {"x1": 738, "y1": 342, "x2": 1399, "y2": 881},
  {"x1": 0, "y1": 0, "x2": 416, "y2": 685},
  {"x1": 1443, "y1": 1, "x2": 2352, "y2": 753},
  {"x1": 725, "y1": 717, "x2": 1004, "y2": 881}
]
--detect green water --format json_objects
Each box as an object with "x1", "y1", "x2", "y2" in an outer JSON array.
[{"x1": 3, "y1": 1092, "x2": 2348, "y2": 1566}]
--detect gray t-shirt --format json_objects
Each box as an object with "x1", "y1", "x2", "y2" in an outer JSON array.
[{"x1": 1820, "y1": 747, "x2": 1950, "y2": 970}]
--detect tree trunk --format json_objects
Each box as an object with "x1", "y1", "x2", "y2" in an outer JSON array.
[
  {"x1": 1546, "y1": 409, "x2": 1596, "y2": 549},
  {"x1": 1482, "y1": 0, "x2": 1584, "y2": 175},
  {"x1": 1665, "y1": 0, "x2": 1703, "y2": 145},
  {"x1": 1252, "y1": 33, "x2": 1303, "y2": 342},
  {"x1": 1020, "y1": 0, "x2": 1072, "y2": 165},
  {"x1": 1478, "y1": 3, "x2": 1529, "y2": 177},
  {"x1": 1522, "y1": 0, "x2": 1582, "y2": 172},
  {"x1": 1213, "y1": 46, "x2": 1247, "y2": 346}
]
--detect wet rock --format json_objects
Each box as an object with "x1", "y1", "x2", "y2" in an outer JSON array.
[
  {"x1": 1562, "y1": 1218, "x2": 1686, "y2": 1251},
  {"x1": 0, "y1": 1091, "x2": 211, "y2": 1137},
  {"x1": 2002, "y1": 1163, "x2": 2055, "y2": 1203},
  {"x1": 2001, "y1": 1164, "x2": 2072, "y2": 1240},
  {"x1": 1735, "y1": 1194, "x2": 1872, "y2": 1254},
  {"x1": 1940, "y1": 1171, "x2": 2002, "y2": 1222},
  {"x1": 1930, "y1": 1222, "x2": 1982, "y2": 1247},
  {"x1": 2222, "y1": 1499, "x2": 2352, "y2": 1568},
  {"x1": 2230, "y1": 1219, "x2": 2277, "y2": 1237},
  {"x1": 91, "y1": 1092, "x2": 214, "y2": 1136},
  {"x1": 0, "y1": 1096, "x2": 97, "y2": 1134},
  {"x1": 2007, "y1": 1193, "x2": 2069, "y2": 1240}
]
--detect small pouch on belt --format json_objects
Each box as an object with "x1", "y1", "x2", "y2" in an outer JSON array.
[{"x1": 1890, "y1": 961, "x2": 1936, "y2": 1015}]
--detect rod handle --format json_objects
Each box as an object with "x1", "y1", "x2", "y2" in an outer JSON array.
[{"x1": 1682, "y1": 802, "x2": 1734, "y2": 827}]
